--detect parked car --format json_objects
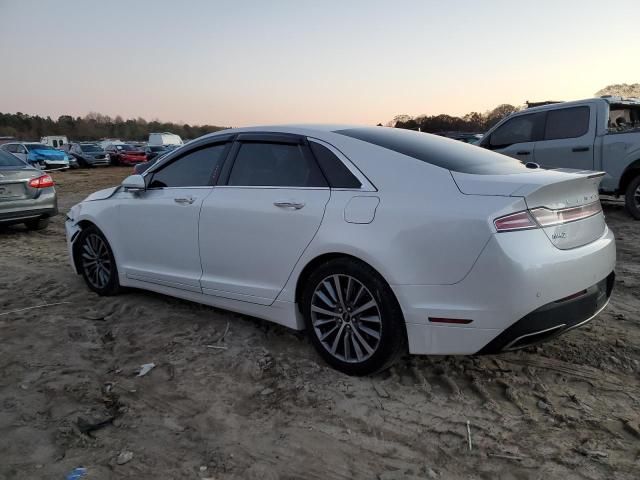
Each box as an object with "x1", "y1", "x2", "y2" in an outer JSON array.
[
  {"x1": 40, "y1": 136, "x2": 68, "y2": 149},
  {"x1": 0, "y1": 142, "x2": 70, "y2": 170},
  {"x1": 148, "y1": 132, "x2": 183, "y2": 146},
  {"x1": 144, "y1": 145, "x2": 176, "y2": 162},
  {"x1": 134, "y1": 148, "x2": 175, "y2": 174},
  {"x1": 104, "y1": 143, "x2": 147, "y2": 165},
  {"x1": 0, "y1": 149, "x2": 57, "y2": 230},
  {"x1": 62, "y1": 143, "x2": 111, "y2": 167},
  {"x1": 480, "y1": 96, "x2": 640, "y2": 218},
  {"x1": 65, "y1": 126, "x2": 615, "y2": 375}
]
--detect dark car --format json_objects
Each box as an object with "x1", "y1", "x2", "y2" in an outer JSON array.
[
  {"x1": 0, "y1": 149, "x2": 57, "y2": 230},
  {"x1": 144, "y1": 145, "x2": 175, "y2": 162},
  {"x1": 62, "y1": 142, "x2": 111, "y2": 167},
  {"x1": 105, "y1": 144, "x2": 147, "y2": 166},
  {"x1": 133, "y1": 149, "x2": 173, "y2": 174}
]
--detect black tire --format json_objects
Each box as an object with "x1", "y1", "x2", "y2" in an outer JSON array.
[
  {"x1": 624, "y1": 175, "x2": 640, "y2": 220},
  {"x1": 76, "y1": 225, "x2": 120, "y2": 296},
  {"x1": 24, "y1": 217, "x2": 49, "y2": 231},
  {"x1": 301, "y1": 258, "x2": 406, "y2": 376}
]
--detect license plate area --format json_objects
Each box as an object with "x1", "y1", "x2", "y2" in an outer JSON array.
[{"x1": 0, "y1": 183, "x2": 25, "y2": 200}]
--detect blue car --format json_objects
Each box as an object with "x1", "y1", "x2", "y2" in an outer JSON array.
[{"x1": 0, "y1": 142, "x2": 71, "y2": 170}]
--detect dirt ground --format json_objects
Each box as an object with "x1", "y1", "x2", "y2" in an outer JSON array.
[{"x1": 1, "y1": 167, "x2": 639, "y2": 480}]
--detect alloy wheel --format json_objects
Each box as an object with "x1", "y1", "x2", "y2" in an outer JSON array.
[
  {"x1": 310, "y1": 274, "x2": 382, "y2": 363},
  {"x1": 635, "y1": 183, "x2": 640, "y2": 208},
  {"x1": 81, "y1": 233, "x2": 112, "y2": 289}
]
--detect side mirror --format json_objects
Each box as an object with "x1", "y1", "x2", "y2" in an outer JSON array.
[{"x1": 122, "y1": 174, "x2": 146, "y2": 192}]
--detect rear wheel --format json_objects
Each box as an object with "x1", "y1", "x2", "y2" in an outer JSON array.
[
  {"x1": 624, "y1": 175, "x2": 640, "y2": 220},
  {"x1": 301, "y1": 258, "x2": 406, "y2": 376},
  {"x1": 77, "y1": 226, "x2": 120, "y2": 296},
  {"x1": 24, "y1": 217, "x2": 49, "y2": 231}
]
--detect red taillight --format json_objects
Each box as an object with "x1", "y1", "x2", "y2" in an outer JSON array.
[
  {"x1": 494, "y1": 201, "x2": 602, "y2": 232},
  {"x1": 530, "y1": 201, "x2": 602, "y2": 227},
  {"x1": 28, "y1": 174, "x2": 54, "y2": 189},
  {"x1": 494, "y1": 211, "x2": 537, "y2": 232}
]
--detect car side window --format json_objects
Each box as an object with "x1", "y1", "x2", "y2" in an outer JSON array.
[
  {"x1": 544, "y1": 106, "x2": 590, "y2": 140},
  {"x1": 149, "y1": 143, "x2": 228, "y2": 188},
  {"x1": 17, "y1": 145, "x2": 27, "y2": 154},
  {"x1": 309, "y1": 141, "x2": 361, "y2": 188},
  {"x1": 489, "y1": 112, "x2": 545, "y2": 149},
  {"x1": 228, "y1": 142, "x2": 327, "y2": 187}
]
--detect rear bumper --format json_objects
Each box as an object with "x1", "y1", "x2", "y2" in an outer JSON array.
[
  {"x1": 0, "y1": 206, "x2": 58, "y2": 224},
  {"x1": 477, "y1": 272, "x2": 614, "y2": 353},
  {"x1": 394, "y1": 225, "x2": 616, "y2": 355}
]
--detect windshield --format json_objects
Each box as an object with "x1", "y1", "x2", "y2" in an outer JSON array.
[
  {"x1": 608, "y1": 105, "x2": 640, "y2": 133},
  {"x1": 149, "y1": 146, "x2": 166, "y2": 152},
  {"x1": 80, "y1": 144, "x2": 101, "y2": 152},
  {"x1": 26, "y1": 144, "x2": 54, "y2": 151},
  {"x1": 0, "y1": 149, "x2": 27, "y2": 167}
]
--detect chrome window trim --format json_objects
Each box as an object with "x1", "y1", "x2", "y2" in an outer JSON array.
[{"x1": 306, "y1": 137, "x2": 377, "y2": 192}]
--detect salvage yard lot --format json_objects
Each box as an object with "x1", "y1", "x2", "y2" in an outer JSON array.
[{"x1": 1, "y1": 167, "x2": 639, "y2": 479}]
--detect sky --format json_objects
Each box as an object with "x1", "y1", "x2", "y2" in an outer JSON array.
[{"x1": 0, "y1": 0, "x2": 639, "y2": 127}]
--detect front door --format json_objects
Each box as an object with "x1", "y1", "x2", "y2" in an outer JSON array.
[
  {"x1": 117, "y1": 142, "x2": 230, "y2": 292},
  {"x1": 199, "y1": 136, "x2": 330, "y2": 305}
]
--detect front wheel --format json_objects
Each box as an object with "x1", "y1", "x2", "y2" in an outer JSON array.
[
  {"x1": 301, "y1": 258, "x2": 406, "y2": 376},
  {"x1": 77, "y1": 226, "x2": 120, "y2": 296},
  {"x1": 624, "y1": 175, "x2": 640, "y2": 220}
]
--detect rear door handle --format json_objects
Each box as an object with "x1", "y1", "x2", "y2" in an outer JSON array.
[
  {"x1": 572, "y1": 146, "x2": 590, "y2": 152},
  {"x1": 274, "y1": 201, "x2": 305, "y2": 210},
  {"x1": 516, "y1": 151, "x2": 531, "y2": 156},
  {"x1": 174, "y1": 197, "x2": 195, "y2": 205}
]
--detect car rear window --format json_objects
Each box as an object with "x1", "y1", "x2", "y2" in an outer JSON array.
[
  {"x1": 0, "y1": 150, "x2": 27, "y2": 167},
  {"x1": 335, "y1": 127, "x2": 529, "y2": 175}
]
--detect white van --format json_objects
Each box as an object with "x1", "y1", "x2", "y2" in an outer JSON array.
[
  {"x1": 148, "y1": 132, "x2": 183, "y2": 146},
  {"x1": 40, "y1": 136, "x2": 68, "y2": 149}
]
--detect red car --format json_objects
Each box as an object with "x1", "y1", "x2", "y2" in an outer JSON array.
[{"x1": 105, "y1": 144, "x2": 147, "y2": 166}]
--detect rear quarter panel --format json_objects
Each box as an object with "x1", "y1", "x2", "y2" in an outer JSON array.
[
  {"x1": 600, "y1": 132, "x2": 640, "y2": 192},
  {"x1": 278, "y1": 136, "x2": 527, "y2": 302}
]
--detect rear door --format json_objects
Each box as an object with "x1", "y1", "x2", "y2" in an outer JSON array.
[
  {"x1": 484, "y1": 112, "x2": 545, "y2": 162},
  {"x1": 198, "y1": 133, "x2": 330, "y2": 305},
  {"x1": 534, "y1": 105, "x2": 596, "y2": 170},
  {"x1": 117, "y1": 141, "x2": 230, "y2": 291}
]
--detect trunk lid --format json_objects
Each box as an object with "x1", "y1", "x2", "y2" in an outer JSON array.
[
  {"x1": 451, "y1": 168, "x2": 606, "y2": 250},
  {"x1": 0, "y1": 167, "x2": 41, "y2": 201}
]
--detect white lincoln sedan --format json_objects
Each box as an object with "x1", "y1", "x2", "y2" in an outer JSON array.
[{"x1": 66, "y1": 126, "x2": 616, "y2": 375}]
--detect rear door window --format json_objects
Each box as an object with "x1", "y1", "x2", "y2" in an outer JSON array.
[
  {"x1": 544, "y1": 106, "x2": 590, "y2": 140},
  {"x1": 489, "y1": 112, "x2": 546, "y2": 148},
  {"x1": 149, "y1": 143, "x2": 228, "y2": 188},
  {"x1": 228, "y1": 142, "x2": 327, "y2": 187}
]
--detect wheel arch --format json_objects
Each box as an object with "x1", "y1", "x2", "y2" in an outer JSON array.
[
  {"x1": 294, "y1": 252, "x2": 406, "y2": 326},
  {"x1": 619, "y1": 159, "x2": 640, "y2": 194},
  {"x1": 71, "y1": 219, "x2": 114, "y2": 274}
]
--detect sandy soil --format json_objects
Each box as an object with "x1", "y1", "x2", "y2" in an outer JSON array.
[{"x1": 1, "y1": 167, "x2": 639, "y2": 480}]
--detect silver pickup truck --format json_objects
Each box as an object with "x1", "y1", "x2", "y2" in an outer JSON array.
[{"x1": 480, "y1": 96, "x2": 640, "y2": 218}]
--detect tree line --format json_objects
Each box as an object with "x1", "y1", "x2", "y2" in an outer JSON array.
[
  {"x1": 0, "y1": 112, "x2": 228, "y2": 141},
  {"x1": 389, "y1": 83, "x2": 640, "y2": 133},
  {"x1": 389, "y1": 103, "x2": 521, "y2": 133}
]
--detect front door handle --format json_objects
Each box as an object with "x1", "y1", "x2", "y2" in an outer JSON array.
[
  {"x1": 174, "y1": 197, "x2": 195, "y2": 205},
  {"x1": 274, "y1": 201, "x2": 305, "y2": 210},
  {"x1": 516, "y1": 151, "x2": 531, "y2": 156},
  {"x1": 572, "y1": 146, "x2": 590, "y2": 153}
]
